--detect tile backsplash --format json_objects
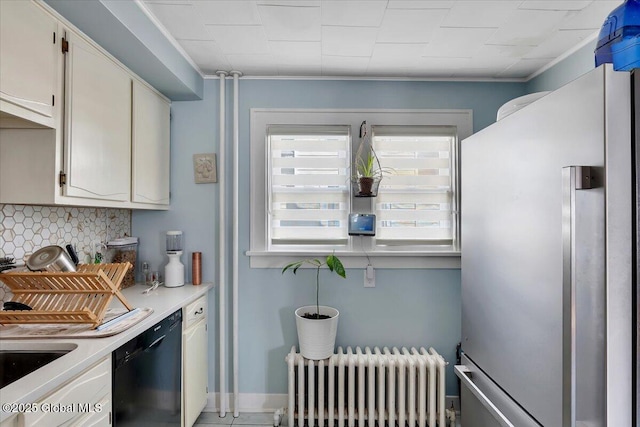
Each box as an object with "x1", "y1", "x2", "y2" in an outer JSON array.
[{"x1": 0, "y1": 204, "x2": 131, "y2": 302}]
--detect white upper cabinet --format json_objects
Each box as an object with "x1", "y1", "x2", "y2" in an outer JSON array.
[
  {"x1": 63, "y1": 28, "x2": 131, "y2": 202},
  {"x1": 132, "y1": 81, "x2": 170, "y2": 206},
  {"x1": 0, "y1": 1, "x2": 171, "y2": 209},
  {"x1": 0, "y1": 0, "x2": 60, "y2": 127}
]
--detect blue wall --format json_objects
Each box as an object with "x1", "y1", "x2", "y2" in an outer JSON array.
[
  {"x1": 133, "y1": 78, "x2": 525, "y2": 398},
  {"x1": 43, "y1": 0, "x2": 604, "y2": 404},
  {"x1": 132, "y1": 79, "x2": 221, "y2": 391},
  {"x1": 526, "y1": 40, "x2": 597, "y2": 93}
]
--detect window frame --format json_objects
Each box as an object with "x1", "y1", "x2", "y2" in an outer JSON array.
[{"x1": 249, "y1": 109, "x2": 472, "y2": 269}]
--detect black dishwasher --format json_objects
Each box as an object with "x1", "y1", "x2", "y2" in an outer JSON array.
[{"x1": 113, "y1": 309, "x2": 182, "y2": 426}]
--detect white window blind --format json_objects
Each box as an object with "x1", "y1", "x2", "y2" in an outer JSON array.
[
  {"x1": 373, "y1": 125, "x2": 457, "y2": 246},
  {"x1": 268, "y1": 125, "x2": 350, "y2": 246}
]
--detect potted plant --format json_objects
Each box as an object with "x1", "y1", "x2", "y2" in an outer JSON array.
[
  {"x1": 355, "y1": 150, "x2": 383, "y2": 196},
  {"x1": 282, "y1": 254, "x2": 346, "y2": 360},
  {"x1": 352, "y1": 121, "x2": 390, "y2": 197}
]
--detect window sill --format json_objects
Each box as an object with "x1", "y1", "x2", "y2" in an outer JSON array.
[{"x1": 245, "y1": 250, "x2": 461, "y2": 269}]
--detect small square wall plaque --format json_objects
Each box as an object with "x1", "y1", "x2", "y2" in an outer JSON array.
[{"x1": 193, "y1": 153, "x2": 217, "y2": 183}]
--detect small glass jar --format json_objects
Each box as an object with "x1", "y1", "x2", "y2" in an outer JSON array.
[{"x1": 141, "y1": 261, "x2": 151, "y2": 285}]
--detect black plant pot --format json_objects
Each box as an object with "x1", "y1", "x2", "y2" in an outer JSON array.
[
  {"x1": 353, "y1": 176, "x2": 380, "y2": 197},
  {"x1": 359, "y1": 177, "x2": 374, "y2": 195}
]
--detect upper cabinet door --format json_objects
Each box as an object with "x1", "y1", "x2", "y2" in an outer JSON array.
[
  {"x1": 63, "y1": 29, "x2": 131, "y2": 202},
  {"x1": 132, "y1": 81, "x2": 170, "y2": 205},
  {"x1": 0, "y1": 0, "x2": 59, "y2": 126}
]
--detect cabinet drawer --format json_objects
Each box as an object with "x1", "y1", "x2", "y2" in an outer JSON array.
[{"x1": 184, "y1": 296, "x2": 207, "y2": 329}]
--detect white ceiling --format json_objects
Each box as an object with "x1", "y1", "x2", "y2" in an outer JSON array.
[{"x1": 139, "y1": 0, "x2": 621, "y2": 80}]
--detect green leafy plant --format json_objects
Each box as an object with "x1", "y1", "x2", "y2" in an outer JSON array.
[
  {"x1": 356, "y1": 151, "x2": 380, "y2": 178},
  {"x1": 352, "y1": 147, "x2": 394, "y2": 196},
  {"x1": 282, "y1": 254, "x2": 346, "y2": 319}
]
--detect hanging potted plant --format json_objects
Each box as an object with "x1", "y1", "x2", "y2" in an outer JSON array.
[
  {"x1": 355, "y1": 150, "x2": 382, "y2": 196},
  {"x1": 352, "y1": 121, "x2": 389, "y2": 197},
  {"x1": 282, "y1": 253, "x2": 346, "y2": 360}
]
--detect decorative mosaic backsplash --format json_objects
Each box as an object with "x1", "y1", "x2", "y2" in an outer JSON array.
[{"x1": 0, "y1": 204, "x2": 131, "y2": 302}]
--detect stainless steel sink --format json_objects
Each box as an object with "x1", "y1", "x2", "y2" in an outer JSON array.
[{"x1": 0, "y1": 343, "x2": 77, "y2": 388}]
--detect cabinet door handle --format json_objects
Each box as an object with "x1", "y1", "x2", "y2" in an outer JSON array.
[{"x1": 195, "y1": 308, "x2": 204, "y2": 315}]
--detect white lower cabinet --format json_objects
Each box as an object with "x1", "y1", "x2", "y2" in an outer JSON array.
[
  {"x1": 21, "y1": 356, "x2": 112, "y2": 427},
  {"x1": 0, "y1": 293, "x2": 212, "y2": 427},
  {"x1": 0, "y1": 416, "x2": 19, "y2": 427},
  {"x1": 183, "y1": 296, "x2": 208, "y2": 427}
]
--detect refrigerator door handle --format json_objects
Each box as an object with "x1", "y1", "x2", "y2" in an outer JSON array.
[
  {"x1": 561, "y1": 165, "x2": 596, "y2": 427},
  {"x1": 455, "y1": 365, "x2": 515, "y2": 427}
]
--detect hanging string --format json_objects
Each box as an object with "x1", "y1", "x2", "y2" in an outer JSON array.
[{"x1": 360, "y1": 235, "x2": 372, "y2": 266}]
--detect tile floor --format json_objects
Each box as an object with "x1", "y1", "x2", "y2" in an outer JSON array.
[
  {"x1": 194, "y1": 412, "x2": 461, "y2": 427},
  {"x1": 195, "y1": 412, "x2": 278, "y2": 427}
]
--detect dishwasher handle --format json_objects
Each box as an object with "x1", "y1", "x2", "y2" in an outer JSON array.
[
  {"x1": 455, "y1": 365, "x2": 515, "y2": 427},
  {"x1": 144, "y1": 319, "x2": 181, "y2": 352},
  {"x1": 115, "y1": 333, "x2": 168, "y2": 366},
  {"x1": 114, "y1": 309, "x2": 182, "y2": 369},
  {"x1": 145, "y1": 334, "x2": 166, "y2": 352}
]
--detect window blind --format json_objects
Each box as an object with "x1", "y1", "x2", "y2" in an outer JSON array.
[
  {"x1": 373, "y1": 125, "x2": 457, "y2": 245},
  {"x1": 268, "y1": 125, "x2": 350, "y2": 246}
]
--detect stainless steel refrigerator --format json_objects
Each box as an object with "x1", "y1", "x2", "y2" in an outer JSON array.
[{"x1": 456, "y1": 64, "x2": 636, "y2": 427}]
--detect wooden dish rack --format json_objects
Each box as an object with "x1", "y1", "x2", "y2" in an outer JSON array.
[{"x1": 0, "y1": 262, "x2": 134, "y2": 329}]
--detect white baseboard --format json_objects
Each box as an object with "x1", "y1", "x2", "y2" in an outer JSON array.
[
  {"x1": 205, "y1": 393, "x2": 288, "y2": 413},
  {"x1": 204, "y1": 393, "x2": 459, "y2": 415}
]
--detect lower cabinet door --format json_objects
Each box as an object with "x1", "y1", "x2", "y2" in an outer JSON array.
[
  {"x1": 22, "y1": 356, "x2": 111, "y2": 427},
  {"x1": 183, "y1": 320, "x2": 208, "y2": 427},
  {"x1": 0, "y1": 415, "x2": 20, "y2": 427}
]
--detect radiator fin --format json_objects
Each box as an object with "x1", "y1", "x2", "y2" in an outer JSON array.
[{"x1": 285, "y1": 346, "x2": 447, "y2": 427}]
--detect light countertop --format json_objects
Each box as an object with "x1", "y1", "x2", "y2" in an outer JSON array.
[{"x1": 0, "y1": 282, "x2": 213, "y2": 422}]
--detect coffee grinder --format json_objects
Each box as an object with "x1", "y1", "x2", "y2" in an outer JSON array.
[{"x1": 164, "y1": 231, "x2": 184, "y2": 287}]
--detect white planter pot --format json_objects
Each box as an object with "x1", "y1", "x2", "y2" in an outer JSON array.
[{"x1": 295, "y1": 305, "x2": 339, "y2": 360}]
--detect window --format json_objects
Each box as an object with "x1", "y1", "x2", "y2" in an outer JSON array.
[
  {"x1": 268, "y1": 125, "x2": 350, "y2": 246},
  {"x1": 249, "y1": 109, "x2": 472, "y2": 268},
  {"x1": 373, "y1": 126, "x2": 457, "y2": 247}
]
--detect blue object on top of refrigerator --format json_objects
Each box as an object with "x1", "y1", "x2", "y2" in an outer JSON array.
[{"x1": 595, "y1": 0, "x2": 640, "y2": 70}]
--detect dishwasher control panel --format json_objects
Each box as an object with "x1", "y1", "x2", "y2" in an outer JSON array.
[{"x1": 184, "y1": 296, "x2": 207, "y2": 329}]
